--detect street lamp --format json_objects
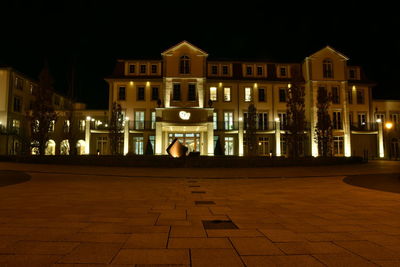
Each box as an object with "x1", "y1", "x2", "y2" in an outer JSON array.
[{"x1": 385, "y1": 122, "x2": 393, "y2": 130}]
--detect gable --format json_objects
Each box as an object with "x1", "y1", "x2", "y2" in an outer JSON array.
[
  {"x1": 161, "y1": 41, "x2": 208, "y2": 57},
  {"x1": 309, "y1": 46, "x2": 349, "y2": 61}
]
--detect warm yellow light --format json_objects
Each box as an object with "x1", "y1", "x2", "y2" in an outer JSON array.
[
  {"x1": 376, "y1": 118, "x2": 382, "y2": 123},
  {"x1": 352, "y1": 85, "x2": 356, "y2": 91},
  {"x1": 130, "y1": 81, "x2": 133, "y2": 85},
  {"x1": 254, "y1": 83, "x2": 258, "y2": 88},
  {"x1": 385, "y1": 122, "x2": 393, "y2": 129},
  {"x1": 125, "y1": 117, "x2": 130, "y2": 121},
  {"x1": 86, "y1": 116, "x2": 91, "y2": 121},
  {"x1": 238, "y1": 117, "x2": 243, "y2": 122},
  {"x1": 288, "y1": 83, "x2": 292, "y2": 88},
  {"x1": 146, "y1": 81, "x2": 150, "y2": 86},
  {"x1": 219, "y1": 82, "x2": 222, "y2": 87},
  {"x1": 275, "y1": 118, "x2": 280, "y2": 122},
  {"x1": 258, "y1": 142, "x2": 262, "y2": 146}
]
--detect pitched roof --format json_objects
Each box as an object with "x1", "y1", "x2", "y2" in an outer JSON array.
[
  {"x1": 308, "y1": 46, "x2": 349, "y2": 60},
  {"x1": 161, "y1": 40, "x2": 208, "y2": 56}
]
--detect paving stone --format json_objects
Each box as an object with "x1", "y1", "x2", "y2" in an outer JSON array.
[
  {"x1": 259, "y1": 229, "x2": 304, "y2": 242},
  {"x1": 230, "y1": 237, "x2": 283, "y2": 255},
  {"x1": 123, "y1": 233, "x2": 169, "y2": 248},
  {"x1": 242, "y1": 255, "x2": 325, "y2": 267},
  {"x1": 206, "y1": 229, "x2": 264, "y2": 237},
  {"x1": 10, "y1": 240, "x2": 79, "y2": 255},
  {"x1": 112, "y1": 248, "x2": 189, "y2": 265},
  {"x1": 0, "y1": 254, "x2": 61, "y2": 267},
  {"x1": 170, "y1": 226, "x2": 206, "y2": 237},
  {"x1": 62, "y1": 233, "x2": 129, "y2": 243},
  {"x1": 168, "y1": 237, "x2": 232, "y2": 248},
  {"x1": 334, "y1": 240, "x2": 400, "y2": 260},
  {"x1": 191, "y1": 248, "x2": 244, "y2": 267},
  {"x1": 59, "y1": 242, "x2": 122, "y2": 264},
  {"x1": 276, "y1": 241, "x2": 348, "y2": 255},
  {"x1": 313, "y1": 253, "x2": 377, "y2": 266}
]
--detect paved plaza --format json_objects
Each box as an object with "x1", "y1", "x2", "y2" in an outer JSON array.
[{"x1": 0, "y1": 161, "x2": 400, "y2": 266}]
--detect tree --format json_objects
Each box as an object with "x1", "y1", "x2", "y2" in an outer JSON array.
[
  {"x1": 214, "y1": 137, "x2": 224, "y2": 156},
  {"x1": 109, "y1": 102, "x2": 123, "y2": 155},
  {"x1": 63, "y1": 59, "x2": 79, "y2": 155},
  {"x1": 27, "y1": 62, "x2": 58, "y2": 155},
  {"x1": 245, "y1": 103, "x2": 258, "y2": 156},
  {"x1": 286, "y1": 79, "x2": 306, "y2": 158},
  {"x1": 145, "y1": 138, "x2": 154, "y2": 155},
  {"x1": 315, "y1": 87, "x2": 333, "y2": 157}
]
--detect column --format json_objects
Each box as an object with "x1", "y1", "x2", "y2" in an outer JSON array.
[
  {"x1": 155, "y1": 122, "x2": 162, "y2": 155},
  {"x1": 164, "y1": 78, "x2": 172, "y2": 108},
  {"x1": 123, "y1": 118, "x2": 129, "y2": 155},
  {"x1": 342, "y1": 81, "x2": 351, "y2": 157},
  {"x1": 207, "y1": 122, "x2": 214, "y2": 156},
  {"x1": 377, "y1": 120, "x2": 384, "y2": 158},
  {"x1": 200, "y1": 131, "x2": 205, "y2": 155},
  {"x1": 275, "y1": 118, "x2": 281, "y2": 156},
  {"x1": 238, "y1": 118, "x2": 244, "y2": 156},
  {"x1": 85, "y1": 116, "x2": 91, "y2": 154},
  {"x1": 197, "y1": 78, "x2": 204, "y2": 108}
]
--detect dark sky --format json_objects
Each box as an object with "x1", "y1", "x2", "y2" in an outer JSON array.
[{"x1": 1, "y1": 1, "x2": 399, "y2": 109}]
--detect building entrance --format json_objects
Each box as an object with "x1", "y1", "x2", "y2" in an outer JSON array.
[{"x1": 169, "y1": 133, "x2": 200, "y2": 153}]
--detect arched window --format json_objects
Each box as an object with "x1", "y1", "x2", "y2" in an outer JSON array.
[
  {"x1": 180, "y1": 55, "x2": 190, "y2": 74},
  {"x1": 323, "y1": 59, "x2": 333, "y2": 78}
]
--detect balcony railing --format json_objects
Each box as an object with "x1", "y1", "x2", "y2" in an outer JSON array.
[
  {"x1": 214, "y1": 121, "x2": 239, "y2": 131},
  {"x1": 350, "y1": 122, "x2": 378, "y2": 131},
  {"x1": 243, "y1": 121, "x2": 276, "y2": 131},
  {"x1": 129, "y1": 121, "x2": 156, "y2": 131}
]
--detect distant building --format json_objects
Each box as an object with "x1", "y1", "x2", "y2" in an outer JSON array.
[{"x1": 1, "y1": 41, "x2": 399, "y2": 158}]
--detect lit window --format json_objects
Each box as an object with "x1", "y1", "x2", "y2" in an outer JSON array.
[
  {"x1": 323, "y1": 59, "x2": 333, "y2": 78},
  {"x1": 12, "y1": 120, "x2": 20, "y2": 134},
  {"x1": 133, "y1": 136, "x2": 144, "y2": 154},
  {"x1": 333, "y1": 111, "x2": 342, "y2": 130},
  {"x1": 224, "y1": 137, "x2": 234, "y2": 155},
  {"x1": 135, "y1": 111, "x2": 145, "y2": 130},
  {"x1": 79, "y1": 120, "x2": 85, "y2": 131},
  {"x1": 333, "y1": 136, "x2": 344, "y2": 156},
  {"x1": 245, "y1": 87, "x2": 252, "y2": 102},
  {"x1": 224, "y1": 87, "x2": 231, "y2": 102},
  {"x1": 224, "y1": 112, "x2": 234, "y2": 130},
  {"x1": 180, "y1": 56, "x2": 190, "y2": 74},
  {"x1": 213, "y1": 112, "x2": 218, "y2": 130},
  {"x1": 49, "y1": 120, "x2": 55, "y2": 132},
  {"x1": 210, "y1": 87, "x2": 217, "y2": 101}
]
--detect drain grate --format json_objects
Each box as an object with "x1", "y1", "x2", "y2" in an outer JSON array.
[
  {"x1": 202, "y1": 220, "x2": 238, "y2": 229},
  {"x1": 191, "y1": 191, "x2": 206, "y2": 194},
  {"x1": 188, "y1": 181, "x2": 198, "y2": 183},
  {"x1": 195, "y1": 201, "x2": 215, "y2": 205}
]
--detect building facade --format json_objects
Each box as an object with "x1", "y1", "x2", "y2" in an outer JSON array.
[{"x1": 1, "y1": 41, "x2": 399, "y2": 158}]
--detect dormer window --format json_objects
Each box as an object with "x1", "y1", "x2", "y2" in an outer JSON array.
[
  {"x1": 129, "y1": 64, "x2": 136, "y2": 74},
  {"x1": 256, "y1": 66, "x2": 263, "y2": 76},
  {"x1": 140, "y1": 64, "x2": 147, "y2": 74},
  {"x1": 180, "y1": 55, "x2": 190, "y2": 74},
  {"x1": 222, "y1": 65, "x2": 229, "y2": 75},
  {"x1": 246, "y1": 65, "x2": 253, "y2": 75},
  {"x1": 323, "y1": 59, "x2": 333, "y2": 78},
  {"x1": 280, "y1": 67, "x2": 287, "y2": 77},
  {"x1": 211, "y1": 65, "x2": 218, "y2": 75}
]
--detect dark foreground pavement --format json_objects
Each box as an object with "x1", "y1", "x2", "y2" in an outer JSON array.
[{"x1": 0, "y1": 161, "x2": 399, "y2": 266}]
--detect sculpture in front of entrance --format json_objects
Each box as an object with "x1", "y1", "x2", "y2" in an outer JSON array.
[{"x1": 166, "y1": 138, "x2": 188, "y2": 158}]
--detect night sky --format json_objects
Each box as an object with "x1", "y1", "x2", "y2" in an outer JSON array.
[{"x1": 1, "y1": 1, "x2": 399, "y2": 109}]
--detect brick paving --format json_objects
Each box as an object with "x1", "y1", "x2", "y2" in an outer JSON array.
[{"x1": 0, "y1": 161, "x2": 399, "y2": 266}]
